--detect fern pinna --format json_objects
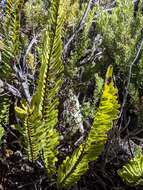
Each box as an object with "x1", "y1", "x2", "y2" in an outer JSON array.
[
  {"x1": 57, "y1": 65, "x2": 120, "y2": 187},
  {"x1": 15, "y1": 0, "x2": 64, "y2": 176}
]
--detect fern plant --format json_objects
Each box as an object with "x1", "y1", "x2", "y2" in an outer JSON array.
[
  {"x1": 0, "y1": 1, "x2": 121, "y2": 188},
  {"x1": 16, "y1": 63, "x2": 119, "y2": 187},
  {"x1": 118, "y1": 146, "x2": 143, "y2": 186}
]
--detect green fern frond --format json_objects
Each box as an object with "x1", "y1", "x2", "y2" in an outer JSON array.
[
  {"x1": 57, "y1": 143, "x2": 88, "y2": 187},
  {"x1": 0, "y1": 97, "x2": 9, "y2": 145},
  {"x1": 57, "y1": 65, "x2": 120, "y2": 187},
  {"x1": 0, "y1": 97, "x2": 9, "y2": 128},
  {"x1": 16, "y1": 102, "x2": 42, "y2": 161},
  {"x1": 40, "y1": 0, "x2": 64, "y2": 175},
  {"x1": 16, "y1": 0, "x2": 64, "y2": 175},
  {"x1": 41, "y1": 126, "x2": 59, "y2": 175},
  {"x1": 0, "y1": 127, "x2": 4, "y2": 145},
  {"x1": 24, "y1": 109, "x2": 41, "y2": 161},
  {"x1": 32, "y1": 0, "x2": 64, "y2": 117},
  {"x1": 118, "y1": 147, "x2": 143, "y2": 186},
  {"x1": 15, "y1": 103, "x2": 38, "y2": 161},
  {"x1": 4, "y1": 0, "x2": 23, "y2": 56},
  {"x1": 0, "y1": 0, "x2": 24, "y2": 78}
]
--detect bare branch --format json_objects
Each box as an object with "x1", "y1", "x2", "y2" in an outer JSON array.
[
  {"x1": 23, "y1": 33, "x2": 41, "y2": 67},
  {"x1": 0, "y1": 79, "x2": 21, "y2": 97},
  {"x1": 119, "y1": 37, "x2": 143, "y2": 119},
  {"x1": 64, "y1": 0, "x2": 96, "y2": 55},
  {"x1": 13, "y1": 64, "x2": 31, "y2": 103}
]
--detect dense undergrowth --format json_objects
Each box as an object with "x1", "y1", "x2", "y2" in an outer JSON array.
[{"x1": 0, "y1": 0, "x2": 143, "y2": 189}]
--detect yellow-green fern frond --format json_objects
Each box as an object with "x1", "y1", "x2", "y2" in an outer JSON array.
[
  {"x1": 0, "y1": 97, "x2": 9, "y2": 128},
  {"x1": 57, "y1": 143, "x2": 88, "y2": 187},
  {"x1": 1, "y1": 0, "x2": 23, "y2": 63},
  {"x1": 15, "y1": 102, "x2": 39, "y2": 161},
  {"x1": 4, "y1": 0, "x2": 23, "y2": 56},
  {"x1": 41, "y1": 126, "x2": 59, "y2": 175},
  {"x1": 39, "y1": 0, "x2": 64, "y2": 175},
  {"x1": 0, "y1": 0, "x2": 24, "y2": 78},
  {"x1": 32, "y1": 0, "x2": 64, "y2": 117},
  {"x1": 25, "y1": 111, "x2": 42, "y2": 162},
  {"x1": 85, "y1": 66, "x2": 119, "y2": 160},
  {"x1": 118, "y1": 147, "x2": 143, "y2": 186},
  {"x1": 0, "y1": 97, "x2": 9, "y2": 145},
  {"x1": 57, "y1": 65, "x2": 120, "y2": 187},
  {"x1": 0, "y1": 127, "x2": 4, "y2": 145},
  {"x1": 15, "y1": 0, "x2": 64, "y2": 174}
]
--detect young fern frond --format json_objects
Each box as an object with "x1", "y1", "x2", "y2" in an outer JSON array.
[
  {"x1": 40, "y1": 0, "x2": 64, "y2": 175},
  {"x1": 32, "y1": 0, "x2": 64, "y2": 117},
  {"x1": 0, "y1": 97, "x2": 9, "y2": 127},
  {"x1": 57, "y1": 65, "x2": 120, "y2": 187},
  {"x1": 10, "y1": 1, "x2": 23, "y2": 56},
  {"x1": 118, "y1": 147, "x2": 143, "y2": 186},
  {"x1": 0, "y1": 0, "x2": 23, "y2": 78},
  {"x1": 16, "y1": 104, "x2": 44, "y2": 162},
  {"x1": 3, "y1": 0, "x2": 24, "y2": 45},
  {"x1": 25, "y1": 107, "x2": 41, "y2": 161},
  {"x1": 0, "y1": 97, "x2": 9, "y2": 145},
  {"x1": 0, "y1": 126, "x2": 4, "y2": 145}
]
